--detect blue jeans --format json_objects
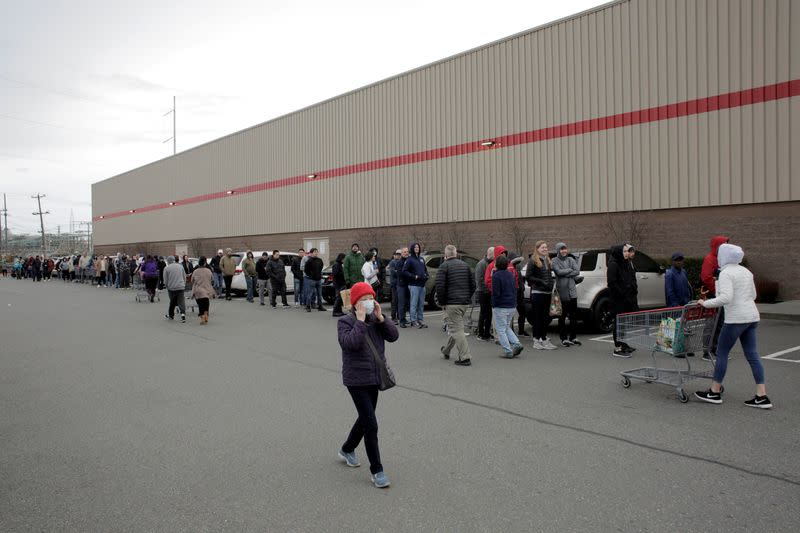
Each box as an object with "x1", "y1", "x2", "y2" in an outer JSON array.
[
  {"x1": 408, "y1": 285, "x2": 425, "y2": 322},
  {"x1": 245, "y1": 275, "x2": 255, "y2": 301},
  {"x1": 713, "y1": 322, "x2": 765, "y2": 385},
  {"x1": 212, "y1": 272, "x2": 223, "y2": 295},
  {"x1": 305, "y1": 277, "x2": 321, "y2": 307},
  {"x1": 492, "y1": 307, "x2": 519, "y2": 352},
  {"x1": 294, "y1": 276, "x2": 305, "y2": 305}
]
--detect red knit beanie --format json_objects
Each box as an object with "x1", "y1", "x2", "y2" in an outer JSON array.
[{"x1": 349, "y1": 282, "x2": 375, "y2": 307}]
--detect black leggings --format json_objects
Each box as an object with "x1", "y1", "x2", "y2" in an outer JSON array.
[
  {"x1": 531, "y1": 293, "x2": 551, "y2": 340},
  {"x1": 342, "y1": 385, "x2": 382, "y2": 475},
  {"x1": 558, "y1": 298, "x2": 578, "y2": 341},
  {"x1": 477, "y1": 292, "x2": 492, "y2": 337}
]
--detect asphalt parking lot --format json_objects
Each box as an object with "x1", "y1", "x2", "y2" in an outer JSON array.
[{"x1": 2, "y1": 281, "x2": 799, "y2": 532}]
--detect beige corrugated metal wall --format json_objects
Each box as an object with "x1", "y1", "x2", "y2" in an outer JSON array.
[{"x1": 93, "y1": 0, "x2": 800, "y2": 246}]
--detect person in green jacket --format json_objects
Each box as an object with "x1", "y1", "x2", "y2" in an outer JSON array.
[
  {"x1": 343, "y1": 243, "x2": 365, "y2": 288},
  {"x1": 241, "y1": 250, "x2": 257, "y2": 303}
]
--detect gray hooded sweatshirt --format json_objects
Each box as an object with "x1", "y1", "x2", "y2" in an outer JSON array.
[{"x1": 551, "y1": 243, "x2": 580, "y2": 301}]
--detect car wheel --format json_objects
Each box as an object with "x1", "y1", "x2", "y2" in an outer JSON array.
[
  {"x1": 427, "y1": 287, "x2": 441, "y2": 309},
  {"x1": 592, "y1": 294, "x2": 614, "y2": 333}
]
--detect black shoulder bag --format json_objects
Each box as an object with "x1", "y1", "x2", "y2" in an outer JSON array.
[{"x1": 363, "y1": 328, "x2": 396, "y2": 391}]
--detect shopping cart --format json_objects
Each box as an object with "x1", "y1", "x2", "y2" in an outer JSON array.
[
  {"x1": 133, "y1": 275, "x2": 160, "y2": 303},
  {"x1": 617, "y1": 303, "x2": 718, "y2": 403}
]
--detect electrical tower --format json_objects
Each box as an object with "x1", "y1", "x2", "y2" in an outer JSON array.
[{"x1": 32, "y1": 193, "x2": 49, "y2": 257}]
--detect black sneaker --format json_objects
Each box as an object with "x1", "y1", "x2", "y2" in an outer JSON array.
[
  {"x1": 417, "y1": 322, "x2": 428, "y2": 329},
  {"x1": 180, "y1": 314, "x2": 186, "y2": 323},
  {"x1": 622, "y1": 344, "x2": 636, "y2": 354},
  {"x1": 744, "y1": 395, "x2": 773, "y2": 409},
  {"x1": 399, "y1": 322, "x2": 408, "y2": 328},
  {"x1": 694, "y1": 389, "x2": 723, "y2": 404},
  {"x1": 561, "y1": 340, "x2": 571, "y2": 347},
  {"x1": 454, "y1": 359, "x2": 472, "y2": 366},
  {"x1": 440, "y1": 346, "x2": 450, "y2": 360},
  {"x1": 164, "y1": 314, "x2": 173, "y2": 321},
  {"x1": 306, "y1": 306, "x2": 312, "y2": 313},
  {"x1": 612, "y1": 347, "x2": 632, "y2": 358},
  {"x1": 570, "y1": 339, "x2": 582, "y2": 346}
]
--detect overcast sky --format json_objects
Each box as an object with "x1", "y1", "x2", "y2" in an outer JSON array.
[{"x1": 1, "y1": 0, "x2": 606, "y2": 235}]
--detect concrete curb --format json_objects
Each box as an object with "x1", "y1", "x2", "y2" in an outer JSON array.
[{"x1": 760, "y1": 312, "x2": 800, "y2": 322}]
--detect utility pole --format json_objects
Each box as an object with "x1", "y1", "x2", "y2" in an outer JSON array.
[
  {"x1": 0, "y1": 193, "x2": 6, "y2": 255},
  {"x1": 163, "y1": 96, "x2": 176, "y2": 155},
  {"x1": 79, "y1": 221, "x2": 92, "y2": 253},
  {"x1": 32, "y1": 193, "x2": 49, "y2": 257}
]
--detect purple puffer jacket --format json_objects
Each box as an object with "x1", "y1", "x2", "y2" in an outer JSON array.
[
  {"x1": 338, "y1": 312, "x2": 399, "y2": 387},
  {"x1": 141, "y1": 259, "x2": 159, "y2": 279}
]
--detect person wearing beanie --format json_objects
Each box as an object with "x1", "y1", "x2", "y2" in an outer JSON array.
[
  {"x1": 209, "y1": 249, "x2": 224, "y2": 297},
  {"x1": 343, "y1": 243, "x2": 365, "y2": 288},
  {"x1": 163, "y1": 255, "x2": 187, "y2": 323},
  {"x1": 552, "y1": 242, "x2": 583, "y2": 347},
  {"x1": 336, "y1": 281, "x2": 399, "y2": 488},
  {"x1": 695, "y1": 244, "x2": 772, "y2": 409}
]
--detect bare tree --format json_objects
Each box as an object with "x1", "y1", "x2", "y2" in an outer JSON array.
[
  {"x1": 505, "y1": 220, "x2": 532, "y2": 257},
  {"x1": 445, "y1": 222, "x2": 469, "y2": 253},
  {"x1": 409, "y1": 226, "x2": 432, "y2": 253},
  {"x1": 355, "y1": 228, "x2": 385, "y2": 254},
  {"x1": 131, "y1": 242, "x2": 154, "y2": 257},
  {"x1": 188, "y1": 237, "x2": 204, "y2": 257},
  {"x1": 603, "y1": 211, "x2": 650, "y2": 248}
]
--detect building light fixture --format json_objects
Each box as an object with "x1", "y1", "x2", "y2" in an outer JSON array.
[
  {"x1": 480, "y1": 140, "x2": 497, "y2": 147},
  {"x1": 169, "y1": 201, "x2": 176, "y2": 206},
  {"x1": 129, "y1": 209, "x2": 136, "y2": 213},
  {"x1": 307, "y1": 173, "x2": 317, "y2": 180},
  {"x1": 226, "y1": 190, "x2": 234, "y2": 195},
  {"x1": 99, "y1": 215, "x2": 105, "y2": 219}
]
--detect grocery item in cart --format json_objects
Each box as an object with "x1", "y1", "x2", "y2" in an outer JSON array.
[{"x1": 656, "y1": 317, "x2": 685, "y2": 354}]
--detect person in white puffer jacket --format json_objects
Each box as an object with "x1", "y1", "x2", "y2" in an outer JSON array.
[{"x1": 694, "y1": 243, "x2": 772, "y2": 409}]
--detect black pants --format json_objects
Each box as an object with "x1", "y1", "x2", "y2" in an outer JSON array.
[
  {"x1": 516, "y1": 287, "x2": 527, "y2": 334},
  {"x1": 342, "y1": 385, "x2": 382, "y2": 475},
  {"x1": 477, "y1": 292, "x2": 492, "y2": 338},
  {"x1": 531, "y1": 293, "x2": 551, "y2": 340},
  {"x1": 144, "y1": 277, "x2": 158, "y2": 299},
  {"x1": 333, "y1": 283, "x2": 345, "y2": 314},
  {"x1": 223, "y1": 275, "x2": 233, "y2": 299},
  {"x1": 390, "y1": 286, "x2": 398, "y2": 319},
  {"x1": 558, "y1": 298, "x2": 578, "y2": 341},
  {"x1": 397, "y1": 286, "x2": 410, "y2": 324},
  {"x1": 706, "y1": 307, "x2": 725, "y2": 355},
  {"x1": 611, "y1": 301, "x2": 638, "y2": 346},
  {"x1": 270, "y1": 279, "x2": 288, "y2": 306},
  {"x1": 167, "y1": 290, "x2": 185, "y2": 317},
  {"x1": 196, "y1": 297, "x2": 209, "y2": 316}
]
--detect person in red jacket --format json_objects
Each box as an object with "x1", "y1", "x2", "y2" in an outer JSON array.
[
  {"x1": 484, "y1": 245, "x2": 518, "y2": 292},
  {"x1": 701, "y1": 235, "x2": 729, "y2": 359}
]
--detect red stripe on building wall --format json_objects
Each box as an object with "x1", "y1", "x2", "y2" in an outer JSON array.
[{"x1": 94, "y1": 79, "x2": 800, "y2": 222}]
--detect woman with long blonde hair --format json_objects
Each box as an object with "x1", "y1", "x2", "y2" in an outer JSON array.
[{"x1": 525, "y1": 240, "x2": 557, "y2": 349}]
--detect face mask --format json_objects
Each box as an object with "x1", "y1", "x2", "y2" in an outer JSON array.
[{"x1": 361, "y1": 299, "x2": 375, "y2": 315}]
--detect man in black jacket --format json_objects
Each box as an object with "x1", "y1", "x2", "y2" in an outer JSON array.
[
  {"x1": 607, "y1": 244, "x2": 639, "y2": 357},
  {"x1": 291, "y1": 249, "x2": 305, "y2": 307},
  {"x1": 435, "y1": 245, "x2": 477, "y2": 366},
  {"x1": 210, "y1": 250, "x2": 224, "y2": 297},
  {"x1": 256, "y1": 252, "x2": 270, "y2": 305},
  {"x1": 267, "y1": 250, "x2": 289, "y2": 308},
  {"x1": 303, "y1": 248, "x2": 326, "y2": 312}
]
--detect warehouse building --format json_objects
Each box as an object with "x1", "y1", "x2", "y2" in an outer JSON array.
[{"x1": 93, "y1": 0, "x2": 800, "y2": 298}]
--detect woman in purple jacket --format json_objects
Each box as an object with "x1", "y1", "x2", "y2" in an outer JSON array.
[
  {"x1": 336, "y1": 281, "x2": 399, "y2": 488},
  {"x1": 141, "y1": 255, "x2": 160, "y2": 302}
]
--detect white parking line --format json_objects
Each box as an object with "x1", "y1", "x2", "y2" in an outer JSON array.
[
  {"x1": 763, "y1": 345, "x2": 800, "y2": 362},
  {"x1": 589, "y1": 334, "x2": 615, "y2": 343}
]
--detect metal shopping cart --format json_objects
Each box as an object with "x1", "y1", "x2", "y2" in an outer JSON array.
[
  {"x1": 617, "y1": 304, "x2": 718, "y2": 403},
  {"x1": 133, "y1": 274, "x2": 160, "y2": 303}
]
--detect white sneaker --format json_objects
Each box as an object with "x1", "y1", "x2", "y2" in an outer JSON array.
[
  {"x1": 542, "y1": 339, "x2": 557, "y2": 350},
  {"x1": 533, "y1": 339, "x2": 544, "y2": 350}
]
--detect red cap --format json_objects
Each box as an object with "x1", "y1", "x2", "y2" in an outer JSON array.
[{"x1": 349, "y1": 282, "x2": 375, "y2": 307}]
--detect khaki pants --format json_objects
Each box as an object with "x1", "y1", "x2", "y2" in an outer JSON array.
[{"x1": 442, "y1": 305, "x2": 471, "y2": 361}]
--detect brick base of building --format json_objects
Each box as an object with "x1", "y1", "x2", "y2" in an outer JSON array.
[{"x1": 95, "y1": 201, "x2": 800, "y2": 299}]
